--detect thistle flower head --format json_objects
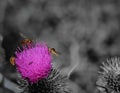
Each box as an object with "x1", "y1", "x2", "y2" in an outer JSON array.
[
  {"x1": 18, "y1": 69, "x2": 70, "y2": 93},
  {"x1": 14, "y1": 42, "x2": 52, "y2": 83},
  {"x1": 97, "y1": 57, "x2": 120, "y2": 93}
]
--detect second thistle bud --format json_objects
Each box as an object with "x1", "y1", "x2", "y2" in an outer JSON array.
[{"x1": 97, "y1": 57, "x2": 120, "y2": 93}]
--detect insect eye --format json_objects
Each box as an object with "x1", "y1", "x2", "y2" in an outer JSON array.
[
  {"x1": 51, "y1": 48, "x2": 55, "y2": 51},
  {"x1": 29, "y1": 40, "x2": 32, "y2": 43}
]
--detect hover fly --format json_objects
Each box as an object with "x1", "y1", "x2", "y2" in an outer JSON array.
[
  {"x1": 10, "y1": 56, "x2": 15, "y2": 65},
  {"x1": 48, "y1": 47, "x2": 59, "y2": 56},
  {"x1": 21, "y1": 39, "x2": 32, "y2": 46}
]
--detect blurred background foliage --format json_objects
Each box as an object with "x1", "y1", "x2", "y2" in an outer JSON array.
[{"x1": 0, "y1": 0, "x2": 120, "y2": 93}]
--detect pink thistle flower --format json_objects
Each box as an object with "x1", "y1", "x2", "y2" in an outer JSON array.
[{"x1": 14, "y1": 42, "x2": 52, "y2": 83}]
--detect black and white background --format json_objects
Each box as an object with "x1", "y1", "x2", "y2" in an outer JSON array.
[{"x1": 0, "y1": 0, "x2": 120, "y2": 93}]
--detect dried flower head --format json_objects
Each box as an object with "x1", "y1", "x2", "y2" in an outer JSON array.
[
  {"x1": 14, "y1": 42, "x2": 52, "y2": 83},
  {"x1": 96, "y1": 57, "x2": 120, "y2": 93}
]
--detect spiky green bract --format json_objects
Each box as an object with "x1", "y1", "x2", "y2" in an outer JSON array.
[
  {"x1": 97, "y1": 57, "x2": 120, "y2": 93},
  {"x1": 18, "y1": 68, "x2": 71, "y2": 93}
]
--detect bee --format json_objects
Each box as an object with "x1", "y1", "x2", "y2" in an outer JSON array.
[
  {"x1": 21, "y1": 39, "x2": 32, "y2": 46},
  {"x1": 10, "y1": 56, "x2": 15, "y2": 65},
  {"x1": 48, "y1": 47, "x2": 59, "y2": 56}
]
